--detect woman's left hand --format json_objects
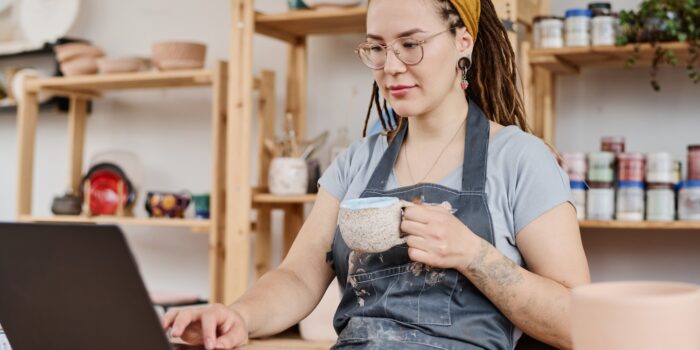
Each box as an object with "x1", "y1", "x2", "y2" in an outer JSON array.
[{"x1": 401, "y1": 203, "x2": 480, "y2": 269}]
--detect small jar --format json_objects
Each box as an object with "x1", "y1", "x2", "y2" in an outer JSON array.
[
  {"x1": 592, "y1": 13, "x2": 619, "y2": 46},
  {"x1": 587, "y1": 182, "x2": 615, "y2": 220},
  {"x1": 646, "y1": 183, "x2": 676, "y2": 221},
  {"x1": 541, "y1": 17, "x2": 565, "y2": 48},
  {"x1": 571, "y1": 180, "x2": 587, "y2": 221},
  {"x1": 617, "y1": 153, "x2": 645, "y2": 182},
  {"x1": 688, "y1": 145, "x2": 700, "y2": 181},
  {"x1": 679, "y1": 181, "x2": 700, "y2": 221},
  {"x1": 533, "y1": 16, "x2": 545, "y2": 49},
  {"x1": 588, "y1": 152, "x2": 615, "y2": 183},
  {"x1": 646, "y1": 152, "x2": 675, "y2": 184},
  {"x1": 565, "y1": 9, "x2": 592, "y2": 47},
  {"x1": 601, "y1": 136, "x2": 625, "y2": 154},
  {"x1": 563, "y1": 152, "x2": 587, "y2": 181},
  {"x1": 588, "y1": 2, "x2": 612, "y2": 16},
  {"x1": 616, "y1": 181, "x2": 645, "y2": 221}
]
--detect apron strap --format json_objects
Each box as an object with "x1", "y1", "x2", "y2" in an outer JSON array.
[
  {"x1": 365, "y1": 121, "x2": 407, "y2": 191},
  {"x1": 462, "y1": 100, "x2": 490, "y2": 192}
]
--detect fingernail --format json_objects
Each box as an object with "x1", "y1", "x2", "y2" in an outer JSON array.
[{"x1": 205, "y1": 338, "x2": 215, "y2": 349}]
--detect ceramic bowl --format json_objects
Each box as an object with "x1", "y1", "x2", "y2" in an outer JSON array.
[
  {"x1": 97, "y1": 57, "x2": 147, "y2": 74},
  {"x1": 572, "y1": 281, "x2": 700, "y2": 350},
  {"x1": 60, "y1": 56, "x2": 99, "y2": 76},
  {"x1": 151, "y1": 41, "x2": 206, "y2": 71},
  {"x1": 54, "y1": 42, "x2": 104, "y2": 63}
]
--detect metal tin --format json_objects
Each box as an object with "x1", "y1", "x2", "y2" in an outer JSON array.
[
  {"x1": 587, "y1": 183, "x2": 614, "y2": 220},
  {"x1": 563, "y1": 152, "x2": 587, "y2": 181},
  {"x1": 617, "y1": 153, "x2": 645, "y2": 182},
  {"x1": 588, "y1": 152, "x2": 615, "y2": 183},
  {"x1": 601, "y1": 136, "x2": 625, "y2": 154},
  {"x1": 571, "y1": 180, "x2": 587, "y2": 221},
  {"x1": 646, "y1": 183, "x2": 676, "y2": 221},
  {"x1": 646, "y1": 152, "x2": 675, "y2": 184},
  {"x1": 689, "y1": 145, "x2": 700, "y2": 181},
  {"x1": 616, "y1": 181, "x2": 645, "y2": 221},
  {"x1": 679, "y1": 181, "x2": 700, "y2": 221}
]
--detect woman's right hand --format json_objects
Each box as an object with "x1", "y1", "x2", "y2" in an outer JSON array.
[{"x1": 161, "y1": 303, "x2": 249, "y2": 349}]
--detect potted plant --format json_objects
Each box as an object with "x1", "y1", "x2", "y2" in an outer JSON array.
[{"x1": 617, "y1": 0, "x2": 699, "y2": 90}]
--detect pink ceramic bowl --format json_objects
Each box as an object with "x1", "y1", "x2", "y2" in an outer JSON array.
[
  {"x1": 151, "y1": 41, "x2": 206, "y2": 71},
  {"x1": 572, "y1": 281, "x2": 700, "y2": 350}
]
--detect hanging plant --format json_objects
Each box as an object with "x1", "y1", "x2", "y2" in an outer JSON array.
[{"x1": 616, "y1": 0, "x2": 700, "y2": 91}]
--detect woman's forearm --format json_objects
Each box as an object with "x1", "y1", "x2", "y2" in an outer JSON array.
[
  {"x1": 457, "y1": 239, "x2": 573, "y2": 350},
  {"x1": 230, "y1": 267, "x2": 329, "y2": 338}
]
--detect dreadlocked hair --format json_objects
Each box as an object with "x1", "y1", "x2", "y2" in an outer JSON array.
[{"x1": 362, "y1": 0, "x2": 532, "y2": 143}]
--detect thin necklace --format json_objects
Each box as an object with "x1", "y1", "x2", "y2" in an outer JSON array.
[{"x1": 404, "y1": 117, "x2": 467, "y2": 185}]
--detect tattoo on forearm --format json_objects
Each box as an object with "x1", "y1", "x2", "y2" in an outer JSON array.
[{"x1": 466, "y1": 239, "x2": 524, "y2": 311}]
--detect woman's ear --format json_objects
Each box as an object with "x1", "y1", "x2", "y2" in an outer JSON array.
[{"x1": 454, "y1": 26, "x2": 474, "y2": 57}]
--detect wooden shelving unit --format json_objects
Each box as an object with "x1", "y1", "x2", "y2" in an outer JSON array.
[
  {"x1": 529, "y1": 42, "x2": 693, "y2": 75},
  {"x1": 15, "y1": 64, "x2": 231, "y2": 303},
  {"x1": 580, "y1": 220, "x2": 700, "y2": 230}
]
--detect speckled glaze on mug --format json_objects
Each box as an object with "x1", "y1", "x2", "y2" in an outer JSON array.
[{"x1": 338, "y1": 197, "x2": 405, "y2": 253}]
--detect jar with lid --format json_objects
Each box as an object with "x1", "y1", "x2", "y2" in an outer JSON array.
[
  {"x1": 617, "y1": 153, "x2": 645, "y2": 182},
  {"x1": 646, "y1": 183, "x2": 676, "y2": 221},
  {"x1": 646, "y1": 152, "x2": 674, "y2": 184},
  {"x1": 588, "y1": 152, "x2": 615, "y2": 183},
  {"x1": 565, "y1": 9, "x2": 592, "y2": 47},
  {"x1": 601, "y1": 136, "x2": 625, "y2": 154},
  {"x1": 587, "y1": 182, "x2": 615, "y2": 220},
  {"x1": 689, "y1": 145, "x2": 700, "y2": 180},
  {"x1": 588, "y1": 2, "x2": 612, "y2": 16},
  {"x1": 592, "y1": 13, "x2": 619, "y2": 46},
  {"x1": 616, "y1": 181, "x2": 645, "y2": 221},
  {"x1": 679, "y1": 181, "x2": 700, "y2": 221},
  {"x1": 562, "y1": 152, "x2": 587, "y2": 181},
  {"x1": 571, "y1": 180, "x2": 587, "y2": 221},
  {"x1": 541, "y1": 17, "x2": 564, "y2": 48}
]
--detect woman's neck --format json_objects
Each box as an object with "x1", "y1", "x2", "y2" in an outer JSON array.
[{"x1": 405, "y1": 89, "x2": 469, "y2": 146}]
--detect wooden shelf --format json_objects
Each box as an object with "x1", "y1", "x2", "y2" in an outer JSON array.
[
  {"x1": 580, "y1": 220, "x2": 700, "y2": 230},
  {"x1": 255, "y1": 1, "x2": 538, "y2": 43},
  {"x1": 24, "y1": 69, "x2": 214, "y2": 94},
  {"x1": 255, "y1": 6, "x2": 367, "y2": 42},
  {"x1": 252, "y1": 193, "x2": 317, "y2": 205},
  {"x1": 529, "y1": 42, "x2": 693, "y2": 75},
  {"x1": 17, "y1": 215, "x2": 211, "y2": 233}
]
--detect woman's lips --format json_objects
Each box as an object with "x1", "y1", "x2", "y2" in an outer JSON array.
[{"x1": 388, "y1": 85, "x2": 416, "y2": 98}]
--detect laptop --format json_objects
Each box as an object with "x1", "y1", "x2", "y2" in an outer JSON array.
[{"x1": 0, "y1": 223, "x2": 205, "y2": 350}]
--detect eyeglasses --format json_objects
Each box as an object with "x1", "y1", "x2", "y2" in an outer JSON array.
[{"x1": 355, "y1": 27, "x2": 455, "y2": 70}]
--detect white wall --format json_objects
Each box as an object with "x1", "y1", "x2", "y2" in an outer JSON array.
[{"x1": 1, "y1": 0, "x2": 699, "y2": 299}]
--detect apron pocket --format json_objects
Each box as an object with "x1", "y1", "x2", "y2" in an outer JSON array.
[{"x1": 350, "y1": 263, "x2": 458, "y2": 326}]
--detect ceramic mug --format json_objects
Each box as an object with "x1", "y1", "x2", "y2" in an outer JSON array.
[
  {"x1": 269, "y1": 157, "x2": 308, "y2": 195},
  {"x1": 338, "y1": 197, "x2": 412, "y2": 253},
  {"x1": 145, "y1": 191, "x2": 191, "y2": 218},
  {"x1": 572, "y1": 281, "x2": 700, "y2": 350}
]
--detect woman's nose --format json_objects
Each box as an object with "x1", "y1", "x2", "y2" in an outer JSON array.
[{"x1": 384, "y1": 49, "x2": 407, "y2": 75}]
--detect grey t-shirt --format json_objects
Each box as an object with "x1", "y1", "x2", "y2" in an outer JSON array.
[{"x1": 319, "y1": 125, "x2": 574, "y2": 268}]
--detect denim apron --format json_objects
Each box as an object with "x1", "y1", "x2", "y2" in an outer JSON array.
[{"x1": 328, "y1": 100, "x2": 513, "y2": 350}]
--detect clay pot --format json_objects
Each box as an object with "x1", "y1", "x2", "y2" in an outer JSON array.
[
  {"x1": 268, "y1": 157, "x2": 308, "y2": 195},
  {"x1": 151, "y1": 41, "x2": 206, "y2": 71},
  {"x1": 572, "y1": 281, "x2": 700, "y2": 350}
]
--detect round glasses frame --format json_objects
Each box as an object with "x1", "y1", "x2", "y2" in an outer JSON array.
[{"x1": 354, "y1": 27, "x2": 456, "y2": 70}]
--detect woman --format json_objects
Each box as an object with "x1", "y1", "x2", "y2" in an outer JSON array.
[{"x1": 162, "y1": 0, "x2": 590, "y2": 349}]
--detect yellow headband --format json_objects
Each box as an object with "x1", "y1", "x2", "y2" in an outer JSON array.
[
  {"x1": 367, "y1": 0, "x2": 481, "y2": 40},
  {"x1": 449, "y1": 0, "x2": 481, "y2": 41}
]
